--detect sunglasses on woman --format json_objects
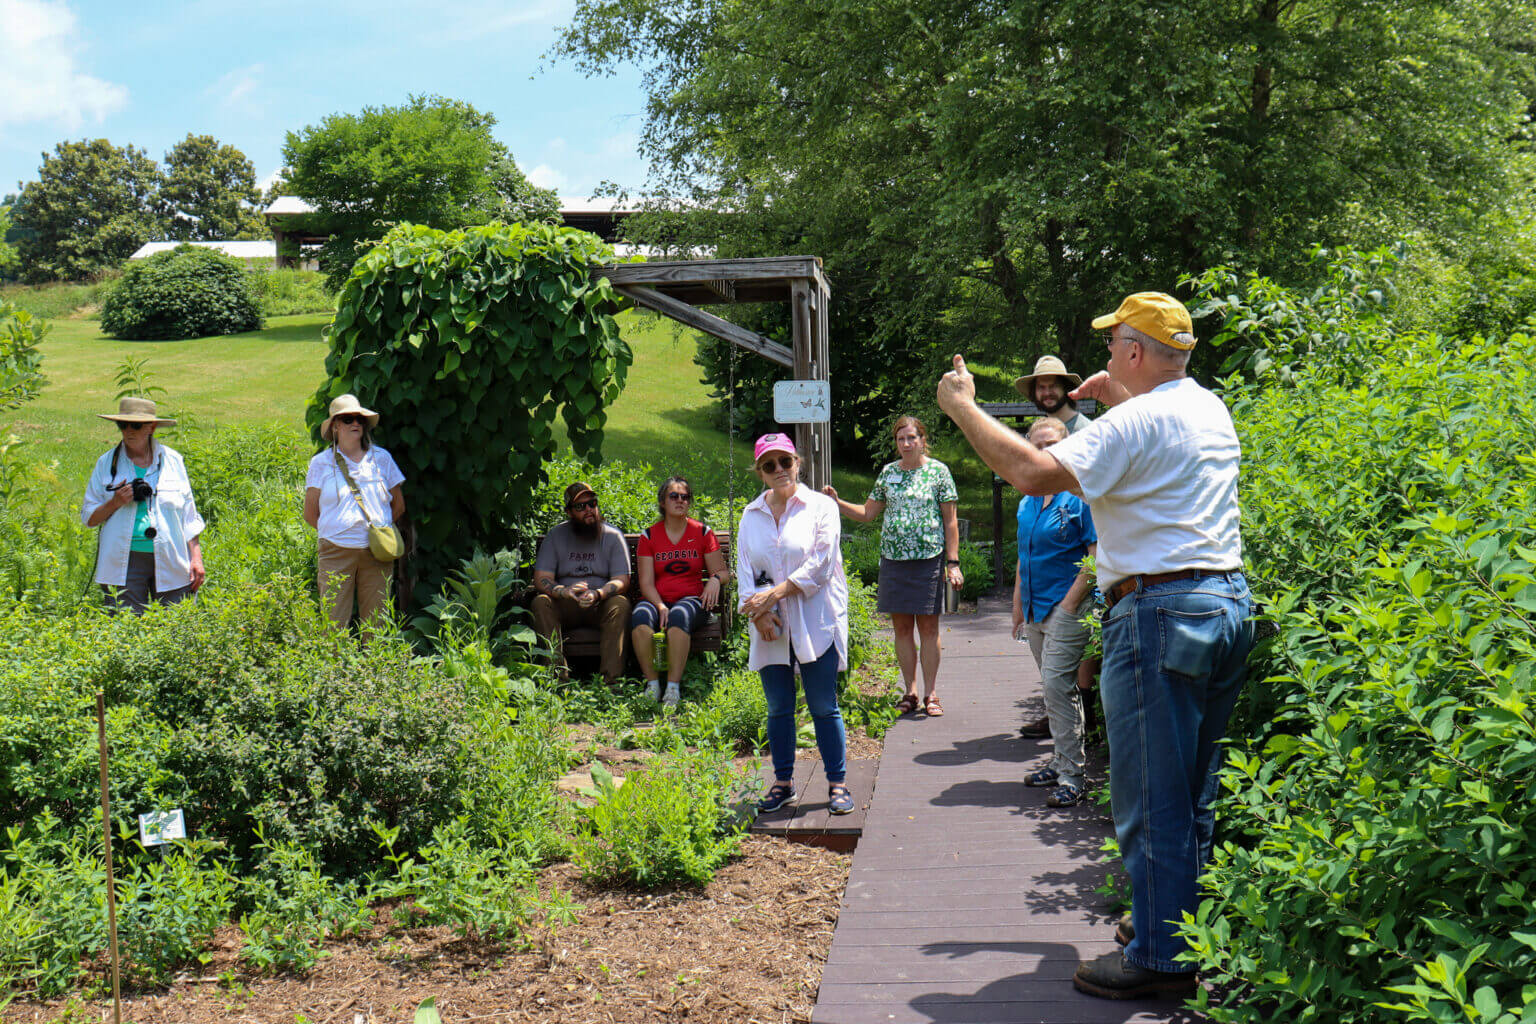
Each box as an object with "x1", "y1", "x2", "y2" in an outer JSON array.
[
  {"x1": 334, "y1": 414, "x2": 365, "y2": 425},
  {"x1": 758, "y1": 456, "x2": 794, "y2": 473},
  {"x1": 117, "y1": 423, "x2": 149, "y2": 432},
  {"x1": 665, "y1": 492, "x2": 692, "y2": 504}
]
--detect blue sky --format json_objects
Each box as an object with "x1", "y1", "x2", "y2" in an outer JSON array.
[{"x1": 0, "y1": 0, "x2": 653, "y2": 204}]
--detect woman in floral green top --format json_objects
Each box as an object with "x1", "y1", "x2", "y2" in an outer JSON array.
[{"x1": 823, "y1": 416, "x2": 962, "y2": 716}]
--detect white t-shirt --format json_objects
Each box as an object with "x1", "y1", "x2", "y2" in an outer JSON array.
[
  {"x1": 1048, "y1": 377, "x2": 1242, "y2": 591},
  {"x1": 305, "y1": 446, "x2": 406, "y2": 548}
]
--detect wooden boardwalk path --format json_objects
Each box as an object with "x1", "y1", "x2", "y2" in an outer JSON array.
[{"x1": 812, "y1": 595, "x2": 1201, "y2": 1024}]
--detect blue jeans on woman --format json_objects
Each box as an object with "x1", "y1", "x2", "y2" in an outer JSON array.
[
  {"x1": 760, "y1": 642, "x2": 847, "y2": 785},
  {"x1": 1099, "y1": 572, "x2": 1254, "y2": 975}
]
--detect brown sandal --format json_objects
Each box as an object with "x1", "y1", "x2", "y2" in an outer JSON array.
[
  {"x1": 924, "y1": 694, "x2": 944, "y2": 717},
  {"x1": 895, "y1": 693, "x2": 921, "y2": 715}
]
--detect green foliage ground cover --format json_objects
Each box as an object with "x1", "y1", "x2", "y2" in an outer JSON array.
[{"x1": 1177, "y1": 260, "x2": 1536, "y2": 1024}]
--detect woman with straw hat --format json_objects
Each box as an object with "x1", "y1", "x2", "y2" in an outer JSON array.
[
  {"x1": 81, "y1": 396, "x2": 206, "y2": 613},
  {"x1": 303, "y1": 394, "x2": 406, "y2": 632}
]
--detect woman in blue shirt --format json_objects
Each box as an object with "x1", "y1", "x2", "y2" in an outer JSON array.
[{"x1": 1012, "y1": 417, "x2": 1096, "y2": 808}]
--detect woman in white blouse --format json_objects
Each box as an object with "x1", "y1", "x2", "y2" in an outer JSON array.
[
  {"x1": 81, "y1": 397, "x2": 206, "y2": 614},
  {"x1": 303, "y1": 394, "x2": 405, "y2": 631},
  {"x1": 737, "y1": 433, "x2": 854, "y2": 816}
]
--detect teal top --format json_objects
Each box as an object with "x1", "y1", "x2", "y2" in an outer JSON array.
[
  {"x1": 130, "y1": 466, "x2": 154, "y2": 553},
  {"x1": 868, "y1": 458, "x2": 959, "y2": 561}
]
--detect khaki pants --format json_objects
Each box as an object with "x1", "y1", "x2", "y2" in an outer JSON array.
[
  {"x1": 530, "y1": 591, "x2": 630, "y2": 684},
  {"x1": 317, "y1": 539, "x2": 393, "y2": 631}
]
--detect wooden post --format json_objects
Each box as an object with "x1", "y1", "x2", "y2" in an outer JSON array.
[
  {"x1": 95, "y1": 693, "x2": 123, "y2": 1024},
  {"x1": 789, "y1": 279, "x2": 825, "y2": 491}
]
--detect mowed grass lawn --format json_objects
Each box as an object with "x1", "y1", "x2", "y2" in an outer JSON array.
[{"x1": 3, "y1": 310, "x2": 882, "y2": 511}]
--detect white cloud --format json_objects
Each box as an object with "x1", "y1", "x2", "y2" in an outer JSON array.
[
  {"x1": 207, "y1": 63, "x2": 265, "y2": 117},
  {"x1": 433, "y1": 0, "x2": 573, "y2": 42},
  {"x1": 0, "y1": 0, "x2": 128, "y2": 130},
  {"x1": 526, "y1": 163, "x2": 569, "y2": 191}
]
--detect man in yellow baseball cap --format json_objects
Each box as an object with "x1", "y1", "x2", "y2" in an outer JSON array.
[{"x1": 936, "y1": 290, "x2": 1252, "y2": 1000}]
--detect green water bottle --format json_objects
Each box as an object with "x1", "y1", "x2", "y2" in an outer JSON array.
[{"x1": 653, "y1": 630, "x2": 667, "y2": 673}]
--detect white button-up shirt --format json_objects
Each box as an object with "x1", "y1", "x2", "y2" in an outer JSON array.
[
  {"x1": 736, "y1": 483, "x2": 848, "y2": 671},
  {"x1": 80, "y1": 440, "x2": 206, "y2": 591}
]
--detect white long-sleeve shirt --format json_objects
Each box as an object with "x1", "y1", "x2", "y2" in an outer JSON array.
[
  {"x1": 80, "y1": 440, "x2": 205, "y2": 590},
  {"x1": 736, "y1": 483, "x2": 848, "y2": 671}
]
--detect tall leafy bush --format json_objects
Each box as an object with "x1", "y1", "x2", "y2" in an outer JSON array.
[
  {"x1": 0, "y1": 299, "x2": 46, "y2": 410},
  {"x1": 309, "y1": 221, "x2": 631, "y2": 598},
  {"x1": 1182, "y1": 273, "x2": 1536, "y2": 1022},
  {"x1": 99, "y1": 244, "x2": 263, "y2": 340}
]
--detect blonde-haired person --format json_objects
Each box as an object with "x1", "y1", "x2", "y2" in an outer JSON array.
[
  {"x1": 81, "y1": 397, "x2": 206, "y2": 613},
  {"x1": 823, "y1": 416, "x2": 961, "y2": 717},
  {"x1": 738, "y1": 434, "x2": 855, "y2": 816},
  {"x1": 303, "y1": 395, "x2": 406, "y2": 631}
]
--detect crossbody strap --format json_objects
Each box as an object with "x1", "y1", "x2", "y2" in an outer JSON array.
[{"x1": 332, "y1": 448, "x2": 376, "y2": 527}]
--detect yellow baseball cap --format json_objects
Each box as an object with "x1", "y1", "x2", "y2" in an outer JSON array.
[{"x1": 1091, "y1": 292, "x2": 1196, "y2": 350}]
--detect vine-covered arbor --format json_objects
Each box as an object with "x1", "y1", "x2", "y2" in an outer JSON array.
[{"x1": 595, "y1": 256, "x2": 833, "y2": 489}]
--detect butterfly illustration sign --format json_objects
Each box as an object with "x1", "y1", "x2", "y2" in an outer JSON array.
[{"x1": 772, "y1": 380, "x2": 830, "y2": 424}]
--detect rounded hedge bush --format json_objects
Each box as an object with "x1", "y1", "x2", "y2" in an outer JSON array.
[{"x1": 101, "y1": 244, "x2": 263, "y2": 340}]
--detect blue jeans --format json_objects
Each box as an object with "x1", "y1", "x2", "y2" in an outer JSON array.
[
  {"x1": 760, "y1": 643, "x2": 847, "y2": 785},
  {"x1": 1099, "y1": 572, "x2": 1254, "y2": 974}
]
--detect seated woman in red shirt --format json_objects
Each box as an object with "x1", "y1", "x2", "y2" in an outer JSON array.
[{"x1": 631, "y1": 476, "x2": 731, "y2": 707}]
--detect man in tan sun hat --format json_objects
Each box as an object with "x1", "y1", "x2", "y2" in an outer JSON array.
[
  {"x1": 1013, "y1": 355, "x2": 1091, "y2": 434},
  {"x1": 937, "y1": 291, "x2": 1253, "y2": 1000}
]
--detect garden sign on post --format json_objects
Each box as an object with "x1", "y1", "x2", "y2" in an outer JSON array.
[{"x1": 595, "y1": 257, "x2": 833, "y2": 489}]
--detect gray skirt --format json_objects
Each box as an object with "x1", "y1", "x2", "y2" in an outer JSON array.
[{"x1": 877, "y1": 554, "x2": 945, "y2": 615}]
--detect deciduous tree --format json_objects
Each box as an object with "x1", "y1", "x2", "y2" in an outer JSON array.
[
  {"x1": 560, "y1": 0, "x2": 1534, "y2": 457},
  {"x1": 10, "y1": 139, "x2": 162, "y2": 282},
  {"x1": 160, "y1": 134, "x2": 267, "y2": 242},
  {"x1": 282, "y1": 95, "x2": 558, "y2": 287}
]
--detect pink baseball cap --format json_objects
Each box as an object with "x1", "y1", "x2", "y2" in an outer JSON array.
[{"x1": 753, "y1": 433, "x2": 796, "y2": 462}]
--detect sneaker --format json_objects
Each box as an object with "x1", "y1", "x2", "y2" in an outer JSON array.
[
  {"x1": 1046, "y1": 781, "x2": 1085, "y2": 807},
  {"x1": 828, "y1": 784, "x2": 855, "y2": 815},
  {"x1": 644, "y1": 680, "x2": 661, "y2": 702},
  {"x1": 1024, "y1": 766, "x2": 1060, "y2": 787},
  {"x1": 662, "y1": 683, "x2": 681, "y2": 708},
  {"x1": 1072, "y1": 950, "x2": 1196, "y2": 1000}
]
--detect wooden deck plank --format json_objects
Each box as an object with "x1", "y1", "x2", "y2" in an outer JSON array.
[{"x1": 811, "y1": 596, "x2": 1198, "y2": 1024}]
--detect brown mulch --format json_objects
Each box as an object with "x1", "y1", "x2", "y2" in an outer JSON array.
[{"x1": 3, "y1": 837, "x2": 850, "y2": 1024}]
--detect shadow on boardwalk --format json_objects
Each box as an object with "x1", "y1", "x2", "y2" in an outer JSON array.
[{"x1": 811, "y1": 596, "x2": 1202, "y2": 1024}]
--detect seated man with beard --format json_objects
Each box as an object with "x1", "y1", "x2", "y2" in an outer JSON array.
[{"x1": 531, "y1": 481, "x2": 632, "y2": 686}]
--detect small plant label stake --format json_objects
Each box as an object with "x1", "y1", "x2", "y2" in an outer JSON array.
[
  {"x1": 138, "y1": 809, "x2": 186, "y2": 847},
  {"x1": 95, "y1": 693, "x2": 123, "y2": 1024}
]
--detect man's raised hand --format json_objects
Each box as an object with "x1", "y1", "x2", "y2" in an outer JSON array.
[
  {"x1": 1070, "y1": 370, "x2": 1131, "y2": 408},
  {"x1": 937, "y1": 354, "x2": 976, "y2": 416}
]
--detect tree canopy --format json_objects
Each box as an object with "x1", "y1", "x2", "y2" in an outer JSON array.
[
  {"x1": 282, "y1": 95, "x2": 559, "y2": 287},
  {"x1": 10, "y1": 139, "x2": 162, "y2": 283},
  {"x1": 9, "y1": 134, "x2": 271, "y2": 282},
  {"x1": 559, "y1": 0, "x2": 1535, "y2": 456},
  {"x1": 160, "y1": 134, "x2": 267, "y2": 242}
]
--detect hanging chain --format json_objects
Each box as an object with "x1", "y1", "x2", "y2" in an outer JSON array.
[{"x1": 726, "y1": 337, "x2": 737, "y2": 530}]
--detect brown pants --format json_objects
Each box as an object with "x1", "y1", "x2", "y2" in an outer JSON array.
[
  {"x1": 317, "y1": 539, "x2": 393, "y2": 631},
  {"x1": 530, "y1": 591, "x2": 630, "y2": 684}
]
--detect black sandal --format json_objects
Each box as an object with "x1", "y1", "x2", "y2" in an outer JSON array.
[{"x1": 757, "y1": 781, "x2": 796, "y2": 813}]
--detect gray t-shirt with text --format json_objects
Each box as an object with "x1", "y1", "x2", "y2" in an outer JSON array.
[{"x1": 535, "y1": 520, "x2": 631, "y2": 589}]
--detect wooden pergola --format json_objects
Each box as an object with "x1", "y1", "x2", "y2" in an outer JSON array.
[{"x1": 594, "y1": 256, "x2": 834, "y2": 490}]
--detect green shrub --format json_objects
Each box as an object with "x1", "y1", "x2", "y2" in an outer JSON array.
[
  {"x1": 1180, "y1": 274, "x2": 1536, "y2": 1022},
  {"x1": 572, "y1": 749, "x2": 747, "y2": 888},
  {"x1": 100, "y1": 245, "x2": 262, "y2": 340},
  {"x1": 688, "y1": 668, "x2": 768, "y2": 753},
  {"x1": 247, "y1": 268, "x2": 334, "y2": 317},
  {"x1": 0, "y1": 817, "x2": 235, "y2": 996},
  {"x1": 1, "y1": 300, "x2": 46, "y2": 411},
  {"x1": 237, "y1": 833, "x2": 372, "y2": 974}
]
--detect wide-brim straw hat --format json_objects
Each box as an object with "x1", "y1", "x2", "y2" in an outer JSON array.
[
  {"x1": 321, "y1": 394, "x2": 380, "y2": 438},
  {"x1": 1013, "y1": 355, "x2": 1083, "y2": 397},
  {"x1": 98, "y1": 396, "x2": 176, "y2": 426}
]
